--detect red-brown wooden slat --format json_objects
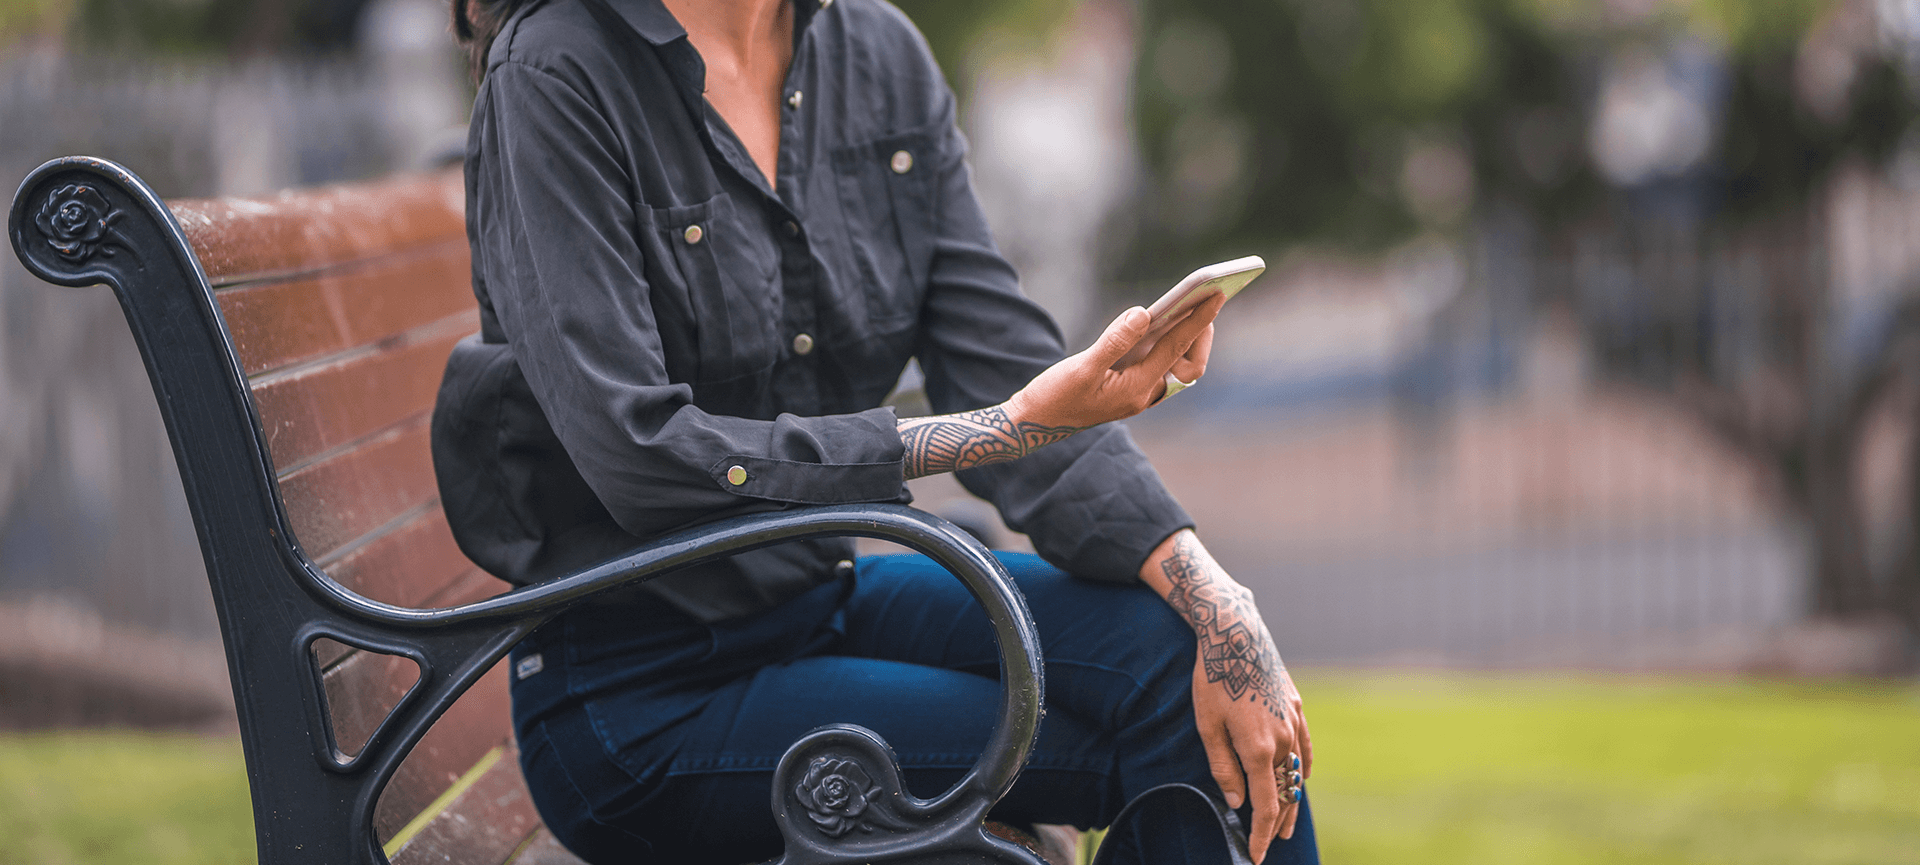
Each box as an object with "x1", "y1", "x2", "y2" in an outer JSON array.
[
  {"x1": 376, "y1": 663, "x2": 514, "y2": 842},
  {"x1": 252, "y1": 321, "x2": 471, "y2": 473},
  {"x1": 321, "y1": 649, "x2": 421, "y2": 760},
  {"x1": 312, "y1": 513, "x2": 495, "y2": 667},
  {"x1": 390, "y1": 745, "x2": 543, "y2": 865},
  {"x1": 166, "y1": 169, "x2": 580, "y2": 862},
  {"x1": 217, "y1": 247, "x2": 474, "y2": 376},
  {"x1": 314, "y1": 569, "x2": 509, "y2": 757},
  {"x1": 323, "y1": 505, "x2": 477, "y2": 609},
  {"x1": 170, "y1": 172, "x2": 465, "y2": 285},
  {"x1": 313, "y1": 637, "x2": 355, "y2": 676},
  {"x1": 278, "y1": 420, "x2": 438, "y2": 561}
]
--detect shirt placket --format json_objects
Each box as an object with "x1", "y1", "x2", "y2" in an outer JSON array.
[{"x1": 770, "y1": 28, "x2": 823, "y2": 418}]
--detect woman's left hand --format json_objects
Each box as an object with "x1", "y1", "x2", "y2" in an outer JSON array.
[
  {"x1": 1140, "y1": 529, "x2": 1312, "y2": 864},
  {"x1": 1004, "y1": 293, "x2": 1221, "y2": 432}
]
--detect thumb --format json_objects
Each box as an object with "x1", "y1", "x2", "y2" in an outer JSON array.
[{"x1": 1084, "y1": 306, "x2": 1151, "y2": 369}]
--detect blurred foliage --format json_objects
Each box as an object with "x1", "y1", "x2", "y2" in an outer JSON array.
[
  {"x1": 58, "y1": 0, "x2": 371, "y2": 55},
  {"x1": 891, "y1": 0, "x2": 1074, "y2": 98},
  {"x1": 1130, "y1": 0, "x2": 1916, "y2": 270},
  {"x1": 0, "y1": 0, "x2": 72, "y2": 43}
]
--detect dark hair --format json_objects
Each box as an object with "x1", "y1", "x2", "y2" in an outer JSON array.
[{"x1": 453, "y1": 0, "x2": 538, "y2": 83}]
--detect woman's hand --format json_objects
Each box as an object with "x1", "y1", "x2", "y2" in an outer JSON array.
[
  {"x1": 896, "y1": 296, "x2": 1220, "y2": 479},
  {"x1": 1005, "y1": 293, "x2": 1221, "y2": 430},
  {"x1": 1141, "y1": 529, "x2": 1311, "y2": 864}
]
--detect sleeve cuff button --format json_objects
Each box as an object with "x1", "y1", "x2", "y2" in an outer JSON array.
[{"x1": 726, "y1": 465, "x2": 748, "y2": 486}]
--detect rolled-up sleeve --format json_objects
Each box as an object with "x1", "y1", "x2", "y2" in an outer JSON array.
[
  {"x1": 908, "y1": 72, "x2": 1194, "y2": 582},
  {"x1": 471, "y1": 61, "x2": 910, "y2": 538}
]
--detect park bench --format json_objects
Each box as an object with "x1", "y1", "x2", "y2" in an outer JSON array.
[{"x1": 6, "y1": 156, "x2": 1057, "y2": 865}]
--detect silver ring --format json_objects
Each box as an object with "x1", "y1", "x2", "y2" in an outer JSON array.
[{"x1": 1276, "y1": 754, "x2": 1303, "y2": 804}]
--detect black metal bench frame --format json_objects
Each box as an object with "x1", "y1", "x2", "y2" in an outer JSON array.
[{"x1": 8, "y1": 156, "x2": 1051, "y2": 865}]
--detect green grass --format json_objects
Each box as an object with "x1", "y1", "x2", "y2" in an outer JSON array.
[
  {"x1": 2, "y1": 674, "x2": 1917, "y2": 865},
  {"x1": 1295, "y1": 672, "x2": 1920, "y2": 865},
  {"x1": 0, "y1": 731, "x2": 252, "y2": 865}
]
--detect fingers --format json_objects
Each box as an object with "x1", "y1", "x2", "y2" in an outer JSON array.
[
  {"x1": 1143, "y1": 293, "x2": 1226, "y2": 376},
  {"x1": 1272, "y1": 723, "x2": 1300, "y2": 845},
  {"x1": 1296, "y1": 702, "x2": 1314, "y2": 780},
  {"x1": 1199, "y1": 717, "x2": 1245, "y2": 810},
  {"x1": 1082, "y1": 306, "x2": 1151, "y2": 370},
  {"x1": 1279, "y1": 669, "x2": 1312, "y2": 779},
  {"x1": 1240, "y1": 735, "x2": 1281, "y2": 863},
  {"x1": 1278, "y1": 758, "x2": 1300, "y2": 843},
  {"x1": 1167, "y1": 323, "x2": 1214, "y2": 384}
]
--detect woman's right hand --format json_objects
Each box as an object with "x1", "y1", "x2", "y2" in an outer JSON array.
[{"x1": 1005, "y1": 293, "x2": 1223, "y2": 431}]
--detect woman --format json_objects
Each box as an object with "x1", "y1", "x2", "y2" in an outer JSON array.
[{"x1": 436, "y1": 0, "x2": 1317, "y2": 862}]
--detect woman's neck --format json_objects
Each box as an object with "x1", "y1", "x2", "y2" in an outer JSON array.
[
  {"x1": 662, "y1": 0, "x2": 791, "y2": 72},
  {"x1": 661, "y1": 0, "x2": 794, "y2": 187}
]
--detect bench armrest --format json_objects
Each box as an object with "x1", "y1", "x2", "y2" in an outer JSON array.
[{"x1": 303, "y1": 502, "x2": 1043, "y2": 807}]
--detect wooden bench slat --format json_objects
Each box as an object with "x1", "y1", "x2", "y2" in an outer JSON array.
[
  {"x1": 377, "y1": 662, "x2": 514, "y2": 842},
  {"x1": 323, "y1": 505, "x2": 476, "y2": 608},
  {"x1": 170, "y1": 172, "x2": 466, "y2": 285},
  {"x1": 321, "y1": 647, "x2": 421, "y2": 760},
  {"x1": 311, "y1": 565, "x2": 504, "y2": 673},
  {"x1": 278, "y1": 419, "x2": 437, "y2": 560},
  {"x1": 159, "y1": 167, "x2": 599, "y2": 864},
  {"x1": 315, "y1": 567, "x2": 511, "y2": 750},
  {"x1": 218, "y1": 245, "x2": 474, "y2": 376},
  {"x1": 252, "y1": 318, "x2": 472, "y2": 474},
  {"x1": 389, "y1": 744, "x2": 544, "y2": 865}
]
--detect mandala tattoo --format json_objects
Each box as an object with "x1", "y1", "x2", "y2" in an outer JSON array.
[
  {"x1": 1161, "y1": 533, "x2": 1288, "y2": 720},
  {"x1": 897, "y1": 405, "x2": 1082, "y2": 479}
]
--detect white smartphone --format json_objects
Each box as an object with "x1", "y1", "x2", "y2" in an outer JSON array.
[{"x1": 1111, "y1": 255, "x2": 1266, "y2": 370}]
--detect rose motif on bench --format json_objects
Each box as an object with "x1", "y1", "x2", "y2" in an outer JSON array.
[
  {"x1": 36, "y1": 184, "x2": 124, "y2": 263},
  {"x1": 795, "y1": 756, "x2": 889, "y2": 837}
]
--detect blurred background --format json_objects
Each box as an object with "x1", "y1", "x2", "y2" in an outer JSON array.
[{"x1": 1, "y1": 0, "x2": 1918, "y2": 862}]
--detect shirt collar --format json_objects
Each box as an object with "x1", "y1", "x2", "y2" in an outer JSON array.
[
  {"x1": 601, "y1": 0, "x2": 829, "y2": 47},
  {"x1": 600, "y1": 0, "x2": 685, "y2": 45}
]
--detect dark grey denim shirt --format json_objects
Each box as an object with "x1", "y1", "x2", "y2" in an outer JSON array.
[{"x1": 432, "y1": 0, "x2": 1193, "y2": 622}]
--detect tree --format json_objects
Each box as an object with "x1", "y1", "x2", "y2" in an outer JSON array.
[{"x1": 1129, "y1": 0, "x2": 1920, "y2": 648}]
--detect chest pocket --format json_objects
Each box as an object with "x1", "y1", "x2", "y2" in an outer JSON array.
[
  {"x1": 639, "y1": 194, "x2": 779, "y2": 385},
  {"x1": 830, "y1": 128, "x2": 937, "y2": 333}
]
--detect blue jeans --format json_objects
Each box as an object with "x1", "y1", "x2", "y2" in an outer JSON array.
[{"x1": 509, "y1": 552, "x2": 1319, "y2": 864}]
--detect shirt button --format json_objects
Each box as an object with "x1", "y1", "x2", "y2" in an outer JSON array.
[
  {"x1": 890, "y1": 150, "x2": 913, "y2": 174},
  {"x1": 784, "y1": 220, "x2": 801, "y2": 238},
  {"x1": 726, "y1": 465, "x2": 747, "y2": 486},
  {"x1": 792, "y1": 333, "x2": 815, "y2": 355},
  {"x1": 787, "y1": 90, "x2": 803, "y2": 109},
  {"x1": 683, "y1": 224, "x2": 703, "y2": 244}
]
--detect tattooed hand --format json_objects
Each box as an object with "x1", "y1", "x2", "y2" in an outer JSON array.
[
  {"x1": 896, "y1": 297, "x2": 1219, "y2": 479},
  {"x1": 1141, "y1": 530, "x2": 1311, "y2": 864}
]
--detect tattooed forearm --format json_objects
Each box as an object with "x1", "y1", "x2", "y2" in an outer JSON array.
[
  {"x1": 1160, "y1": 533, "x2": 1288, "y2": 720},
  {"x1": 898, "y1": 405, "x2": 1082, "y2": 479}
]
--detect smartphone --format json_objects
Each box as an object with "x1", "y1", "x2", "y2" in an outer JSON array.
[{"x1": 1111, "y1": 255, "x2": 1266, "y2": 370}]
